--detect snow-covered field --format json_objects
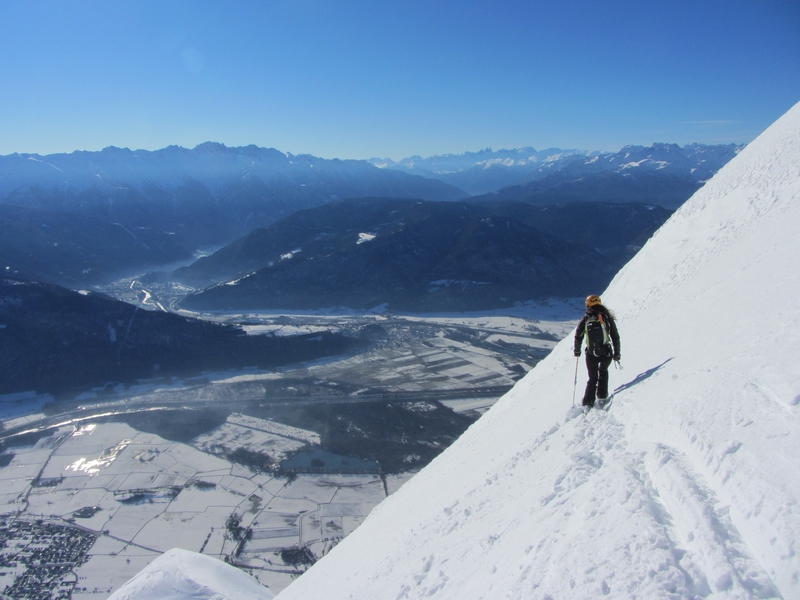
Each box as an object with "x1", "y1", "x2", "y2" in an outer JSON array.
[
  {"x1": 181, "y1": 302, "x2": 580, "y2": 396},
  {"x1": 273, "y1": 103, "x2": 800, "y2": 599},
  {"x1": 282, "y1": 311, "x2": 569, "y2": 393},
  {"x1": 193, "y1": 413, "x2": 321, "y2": 467},
  {"x1": 0, "y1": 421, "x2": 410, "y2": 596}
]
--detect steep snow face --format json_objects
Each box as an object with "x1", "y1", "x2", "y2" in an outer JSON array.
[
  {"x1": 276, "y1": 102, "x2": 800, "y2": 600},
  {"x1": 108, "y1": 548, "x2": 274, "y2": 600}
]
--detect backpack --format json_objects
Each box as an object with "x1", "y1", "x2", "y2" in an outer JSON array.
[{"x1": 585, "y1": 313, "x2": 612, "y2": 358}]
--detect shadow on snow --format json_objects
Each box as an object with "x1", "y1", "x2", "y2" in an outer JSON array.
[{"x1": 613, "y1": 357, "x2": 674, "y2": 396}]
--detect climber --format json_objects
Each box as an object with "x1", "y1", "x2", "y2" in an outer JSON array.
[{"x1": 573, "y1": 295, "x2": 621, "y2": 408}]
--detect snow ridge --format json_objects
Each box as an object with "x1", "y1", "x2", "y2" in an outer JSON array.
[
  {"x1": 108, "y1": 548, "x2": 274, "y2": 600},
  {"x1": 275, "y1": 101, "x2": 800, "y2": 600}
]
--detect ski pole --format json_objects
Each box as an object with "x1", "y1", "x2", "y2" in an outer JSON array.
[{"x1": 572, "y1": 356, "x2": 579, "y2": 407}]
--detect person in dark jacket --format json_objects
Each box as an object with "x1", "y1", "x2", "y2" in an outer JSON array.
[{"x1": 573, "y1": 294, "x2": 621, "y2": 407}]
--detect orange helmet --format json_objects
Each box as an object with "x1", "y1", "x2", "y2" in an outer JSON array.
[{"x1": 585, "y1": 295, "x2": 602, "y2": 307}]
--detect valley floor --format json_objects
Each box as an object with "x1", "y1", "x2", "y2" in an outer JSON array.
[{"x1": 0, "y1": 299, "x2": 582, "y2": 597}]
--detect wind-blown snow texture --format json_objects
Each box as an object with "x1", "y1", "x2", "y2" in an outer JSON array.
[
  {"x1": 107, "y1": 548, "x2": 274, "y2": 600},
  {"x1": 276, "y1": 103, "x2": 800, "y2": 600}
]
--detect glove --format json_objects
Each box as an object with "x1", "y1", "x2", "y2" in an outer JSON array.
[
  {"x1": 574, "y1": 349, "x2": 581, "y2": 357},
  {"x1": 613, "y1": 354, "x2": 621, "y2": 362}
]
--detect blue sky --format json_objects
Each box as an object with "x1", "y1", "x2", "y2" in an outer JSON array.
[{"x1": 1, "y1": 0, "x2": 798, "y2": 159}]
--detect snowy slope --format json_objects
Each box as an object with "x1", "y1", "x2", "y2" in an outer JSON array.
[
  {"x1": 107, "y1": 548, "x2": 275, "y2": 600},
  {"x1": 276, "y1": 102, "x2": 800, "y2": 600}
]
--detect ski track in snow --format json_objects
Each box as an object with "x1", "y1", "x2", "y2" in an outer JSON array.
[{"x1": 644, "y1": 443, "x2": 778, "y2": 598}]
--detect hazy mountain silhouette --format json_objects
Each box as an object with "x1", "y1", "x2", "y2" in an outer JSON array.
[{"x1": 0, "y1": 143, "x2": 468, "y2": 253}]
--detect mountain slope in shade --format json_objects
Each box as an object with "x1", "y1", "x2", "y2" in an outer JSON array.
[
  {"x1": 177, "y1": 198, "x2": 620, "y2": 313},
  {"x1": 0, "y1": 204, "x2": 192, "y2": 286},
  {"x1": 172, "y1": 199, "x2": 671, "y2": 294},
  {"x1": 479, "y1": 200, "x2": 673, "y2": 267},
  {"x1": 107, "y1": 548, "x2": 274, "y2": 600},
  {"x1": 273, "y1": 103, "x2": 800, "y2": 599},
  {"x1": 487, "y1": 168, "x2": 703, "y2": 209},
  {"x1": 0, "y1": 277, "x2": 360, "y2": 395}
]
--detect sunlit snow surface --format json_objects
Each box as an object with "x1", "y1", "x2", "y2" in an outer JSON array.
[
  {"x1": 107, "y1": 548, "x2": 274, "y2": 600},
  {"x1": 65, "y1": 436, "x2": 131, "y2": 475},
  {"x1": 275, "y1": 103, "x2": 800, "y2": 600}
]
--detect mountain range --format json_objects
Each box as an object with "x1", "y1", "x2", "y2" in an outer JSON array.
[
  {"x1": 0, "y1": 142, "x2": 739, "y2": 294},
  {"x1": 0, "y1": 143, "x2": 467, "y2": 253},
  {"x1": 371, "y1": 143, "x2": 742, "y2": 197},
  {"x1": 370, "y1": 147, "x2": 592, "y2": 195}
]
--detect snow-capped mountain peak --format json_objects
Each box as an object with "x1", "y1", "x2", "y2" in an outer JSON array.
[{"x1": 273, "y1": 102, "x2": 800, "y2": 599}]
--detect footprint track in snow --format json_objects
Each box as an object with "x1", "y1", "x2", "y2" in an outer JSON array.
[{"x1": 539, "y1": 408, "x2": 624, "y2": 507}]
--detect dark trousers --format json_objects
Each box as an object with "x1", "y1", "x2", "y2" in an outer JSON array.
[{"x1": 583, "y1": 353, "x2": 612, "y2": 406}]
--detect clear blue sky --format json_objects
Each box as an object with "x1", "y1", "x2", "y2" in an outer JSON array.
[{"x1": 1, "y1": 0, "x2": 798, "y2": 159}]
